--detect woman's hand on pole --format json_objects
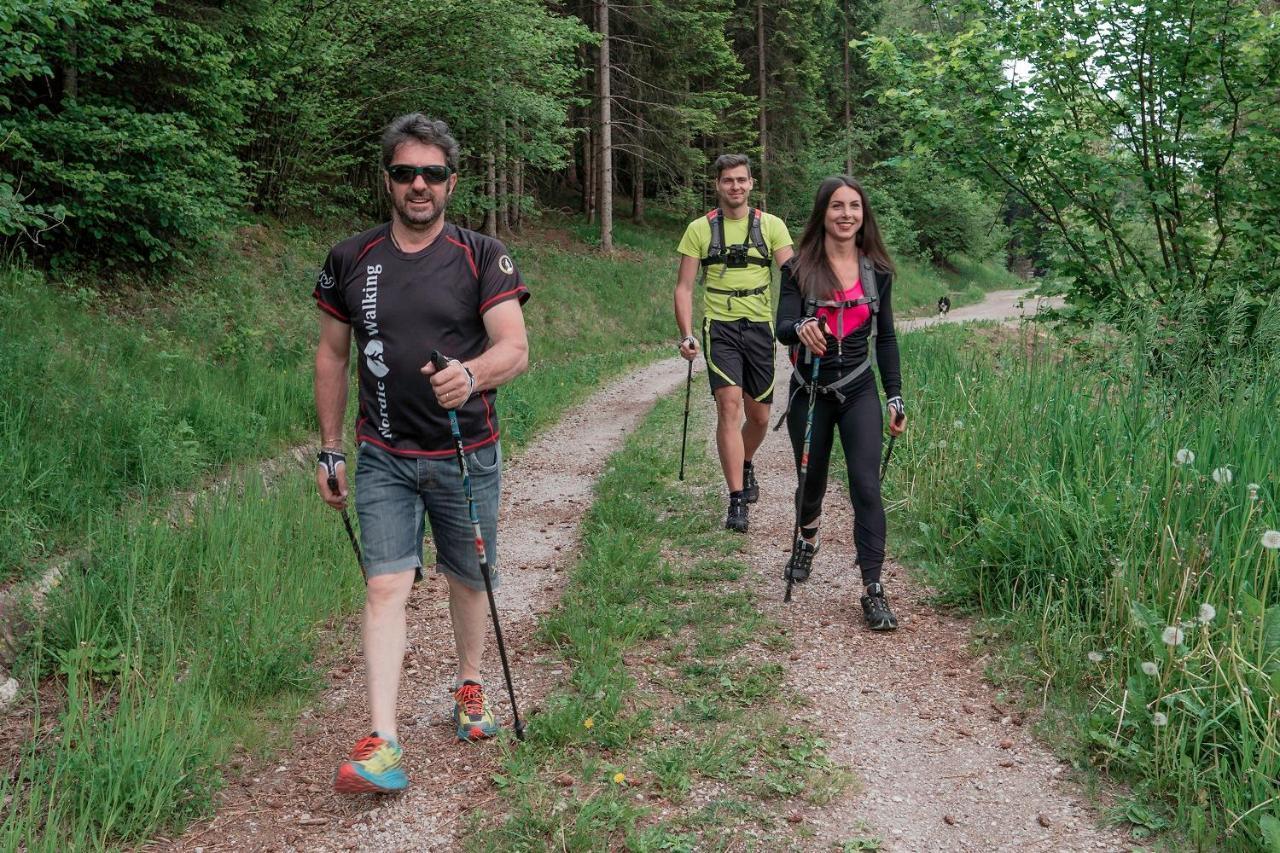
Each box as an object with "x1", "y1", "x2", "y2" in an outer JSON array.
[
  {"x1": 887, "y1": 397, "x2": 907, "y2": 436},
  {"x1": 797, "y1": 317, "x2": 827, "y2": 357}
]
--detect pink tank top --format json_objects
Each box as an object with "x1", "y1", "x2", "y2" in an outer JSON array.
[{"x1": 814, "y1": 281, "x2": 871, "y2": 340}]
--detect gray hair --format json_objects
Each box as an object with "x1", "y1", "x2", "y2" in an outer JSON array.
[
  {"x1": 380, "y1": 114, "x2": 460, "y2": 172},
  {"x1": 713, "y1": 153, "x2": 751, "y2": 178}
]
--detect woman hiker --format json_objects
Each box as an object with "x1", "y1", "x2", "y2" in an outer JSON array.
[{"x1": 775, "y1": 175, "x2": 907, "y2": 630}]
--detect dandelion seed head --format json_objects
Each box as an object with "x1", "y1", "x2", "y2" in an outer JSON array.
[
  {"x1": 1162, "y1": 626, "x2": 1184, "y2": 646},
  {"x1": 1212, "y1": 467, "x2": 1233, "y2": 485},
  {"x1": 1174, "y1": 448, "x2": 1195, "y2": 466},
  {"x1": 953, "y1": 419, "x2": 965, "y2": 429},
  {"x1": 1152, "y1": 711, "x2": 1168, "y2": 727},
  {"x1": 1198, "y1": 603, "x2": 1216, "y2": 623},
  {"x1": 937, "y1": 440, "x2": 948, "y2": 450},
  {"x1": 1087, "y1": 651, "x2": 1104, "y2": 663},
  {"x1": 1262, "y1": 530, "x2": 1280, "y2": 550},
  {"x1": 1141, "y1": 661, "x2": 1159, "y2": 677},
  {"x1": 1247, "y1": 483, "x2": 1260, "y2": 500}
]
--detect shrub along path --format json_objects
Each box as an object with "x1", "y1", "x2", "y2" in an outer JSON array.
[{"x1": 161, "y1": 289, "x2": 1134, "y2": 852}]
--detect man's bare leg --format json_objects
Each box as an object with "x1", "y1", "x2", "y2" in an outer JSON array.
[
  {"x1": 713, "y1": 386, "x2": 746, "y2": 491},
  {"x1": 364, "y1": 570, "x2": 416, "y2": 741}
]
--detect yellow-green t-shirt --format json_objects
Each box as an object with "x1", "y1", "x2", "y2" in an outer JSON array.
[{"x1": 677, "y1": 210, "x2": 793, "y2": 323}]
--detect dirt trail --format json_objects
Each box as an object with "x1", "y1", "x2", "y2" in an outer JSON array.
[
  {"x1": 899, "y1": 287, "x2": 1061, "y2": 332},
  {"x1": 732, "y1": 344, "x2": 1133, "y2": 851},
  {"x1": 162, "y1": 357, "x2": 696, "y2": 853}
]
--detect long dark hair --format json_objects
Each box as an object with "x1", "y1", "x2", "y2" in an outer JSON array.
[{"x1": 794, "y1": 175, "x2": 895, "y2": 302}]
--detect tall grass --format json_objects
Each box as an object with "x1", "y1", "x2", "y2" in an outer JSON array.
[{"x1": 890, "y1": 323, "x2": 1280, "y2": 850}]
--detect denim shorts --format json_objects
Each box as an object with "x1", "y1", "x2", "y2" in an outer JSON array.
[{"x1": 354, "y1": 440, "x2": 502, "y2": 590}]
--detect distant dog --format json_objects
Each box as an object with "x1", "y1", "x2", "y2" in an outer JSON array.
[{"x1": 937, "y1": 296, "x2": 951, "y2": 316}]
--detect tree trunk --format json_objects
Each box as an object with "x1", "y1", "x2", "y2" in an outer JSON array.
[
  {"x1": 512, "y1": 157, "x2": 523, "y2": 233},
  {"x1": 63, "y1": 37, "x2": 78, "y2": 103},
  {"x1": 843, "y1": 0, "x2": 853, "y2": 175},
  {"x1": 585, "y1": 121, "x2": 596, "y2": 223},
  {"x1": 497, "y1": 121, "x2": 509, "y2": 236},
  {"x1": 597, "y1": 0, "x2": 614, "y2": 252},
  {"x1": 756, "y1": 0, "x2": 768, "y2": 210},
  {"x1": 632, "y1": 151, "x2": 645, "y2": 223},
  {"x1": 484, "y1": 146, "x2": 497, "y2": 237}
]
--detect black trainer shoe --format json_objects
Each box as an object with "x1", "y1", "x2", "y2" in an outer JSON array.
[
  {"x1": 725, "y1": 493, "x2": 749, "y2": 533},
  {"x1": 860, "y1": 583, "x2": 899, "y2": 631},
  {"x1": 783, "y1": 536, "x2": 819, "y2": 583},
  {"x1": 743, "y1": 463, "x2": 759, "y2": 504}
]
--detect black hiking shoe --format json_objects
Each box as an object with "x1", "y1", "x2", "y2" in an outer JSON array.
[
  {"x1": 784, "y1": 536, "x2": 819, "y2": 583},
  {"x1": 743, "y1": 462, "x2": 759, "y2": 504},
  {"x1": 725, "y1": 493, "x2": 749, "y2": 533},
  {"x1": 860, "y1": 583, "x2": 898, "y2": 631}
]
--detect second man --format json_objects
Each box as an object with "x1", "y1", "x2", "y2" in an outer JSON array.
[{"x1": 673, "y1": 154, "x2": 794, "y2": 532}]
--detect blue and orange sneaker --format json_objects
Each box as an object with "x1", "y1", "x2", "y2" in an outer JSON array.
[
  {"x1": 453, "y1": 681, "x2": 499, "y2": 741},
  {"x1": 333, "y1": 733, "x2": 408, "y2": 793}
]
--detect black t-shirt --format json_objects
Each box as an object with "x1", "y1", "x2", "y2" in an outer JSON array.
[{"x1": 313, "y1": 222, "x2": 530, "y2": 457}]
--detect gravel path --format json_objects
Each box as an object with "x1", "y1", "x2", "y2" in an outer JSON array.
[{"x1": 730, "y1": 337, "x2": 1135, "y2": 852}]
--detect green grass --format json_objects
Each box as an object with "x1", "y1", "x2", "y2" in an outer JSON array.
[
  {"x1": 0, "y1": 215, "x2": 680, "y2": 850},
  {"x1": 465, "y1": 391, "x2": 851, "y2": 851},
  {"x1": 887, "y1": 322, "x2": 1280, "y2": 851}
]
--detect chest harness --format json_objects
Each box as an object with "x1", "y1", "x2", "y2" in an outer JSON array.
[
  {"x1": 701, "y1": 207, "x2": 772, "y2": 309},
  {"x1": 773, "y1": 254, "x2": 881, "y2": 430}
]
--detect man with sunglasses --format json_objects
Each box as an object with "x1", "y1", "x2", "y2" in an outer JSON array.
[{"x1": 312, "y1": 114, "x2": 530, "y2": 794}]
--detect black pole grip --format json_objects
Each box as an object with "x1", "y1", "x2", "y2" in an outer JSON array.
[{"x1": 429, "y1": 350, "x2": 450, "y2": 372}]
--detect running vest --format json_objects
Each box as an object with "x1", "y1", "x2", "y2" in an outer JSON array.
[{"x1": 773, "y1": 254, "x2": 881, "y2": 430}]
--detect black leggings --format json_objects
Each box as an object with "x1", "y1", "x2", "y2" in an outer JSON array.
[{"x1": 785, "y1": 373, "x2": 886, "y2": 586}]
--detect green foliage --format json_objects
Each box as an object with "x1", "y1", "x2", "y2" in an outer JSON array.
[
  {"x1": 866, "y1": 0, "x2": 1280, "y2": 358},
  {"x1": 892, "y1": 323, "x2": 1280, "y2": 849}
]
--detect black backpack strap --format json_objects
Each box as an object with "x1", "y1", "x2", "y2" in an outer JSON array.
[
  {"x1": 749, "y1": 208, "x2": 770, "y2": 262},
  {"x1": 700, "y1": 208, "x2": 726, "y2": 268},
  {"x1": 859, "y1": 254, "x2": 880, "y2": 315}
]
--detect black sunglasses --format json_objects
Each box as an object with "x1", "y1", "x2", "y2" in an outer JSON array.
[{"x1": 386, "y1": 164, "x2": 454, "y2": 185}]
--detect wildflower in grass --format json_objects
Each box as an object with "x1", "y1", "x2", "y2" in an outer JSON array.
[
  {"x1": 937, "y1": 440, "x2": 948, "y2": 450},
  {"x1": 1262, "y1": 530, "x2": 1280, "y2": 550},
  {"x1": 584, "y1": 717, "x2": 594, "y2": 729},
  {"x1": 1087, "y1": 651, "x2": 1104, "y2": 663},
  {"x1": 1162, "y1": 626, "x2": 1184, "y2": 646},
  {"x1": 1212, "y1": 467, "x2": 1232, "y2": 485},
  {"x1": 1198, "y1": 603, "x2": 1216, "y2": 624},
  {"x1": 1141, "y1": 661, "x2": 1159, "y2": 677},
  {"x1": 953, "y1": 419, "x2": 964, "y2": 430},
  {"x1": 1248, "y1": 483, "x2": 1260, "y2": 500},
  {"x1": 612, "y1": 772, "x2": 626, "y2": 785},
  {"x1": 1174, "y1": 448, "x2": 1195, "y2": 466},
  {"x1": 1152, "y1": 712, "x2": 1168, "y2": 727}
]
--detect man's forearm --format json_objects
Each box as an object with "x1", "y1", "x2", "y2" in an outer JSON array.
[
  {"x1": 465, "y1": 337, "x2": 528, "y2": 393},
  {"x1": 674, "y1": 281, "x2": 695, "y2": 338},
  {"x1": 315, "y1": 353, "x2": 350, "y2": 446}
]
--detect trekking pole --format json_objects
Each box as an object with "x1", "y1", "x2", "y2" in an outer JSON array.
[
  {"x1": 329, "y1": 473, "x2": 365, "y2": 579},
  {"x1": 678, "y1": 357, "x2": 693, "y2": 481},
  {"x1": 880, "y1": 407, "x2": 905, "y2": 482},
  {"x1": 430, "y1": 352, "x2": 525, "y2": 741},
  {"x1": 785, "y1": 318, "x2": 825, "y2": 604}
]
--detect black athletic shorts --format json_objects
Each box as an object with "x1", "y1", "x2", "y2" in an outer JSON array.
[{"x1": 701, "y1": 317, "x2": 775, "y2": 404}]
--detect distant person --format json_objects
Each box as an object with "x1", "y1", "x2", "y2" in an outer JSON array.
[
  {"x1": 775, "y1": 176, "x2": 907, "y2": 630},
  {"x1": 938, "y1": 295, "x2": 951, "y2": 315},
  {"x1": 673, "y1": 154, "x2": 794, "y2": 532},
  {"x1": 313, "y1": 114, "x2": 530, "y2": 792}
]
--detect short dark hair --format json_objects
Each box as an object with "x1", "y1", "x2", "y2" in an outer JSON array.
[
  {"x1": 380, "y1": 114, "x2": 460, "y2": 172},
  {"x1": 713, "y1": 153, "x2": 751, "y2": 178}
]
